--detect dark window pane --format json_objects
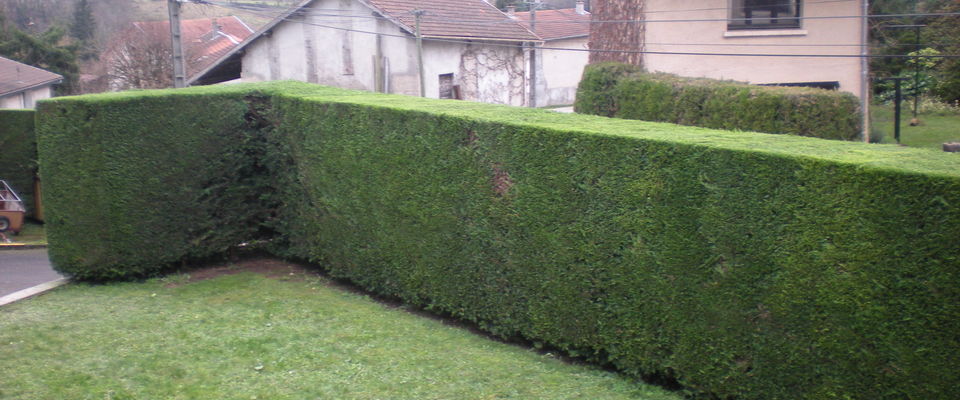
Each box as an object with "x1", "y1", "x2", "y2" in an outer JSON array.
[{"x1": 729, "y1": 0, "x2": 801, "y2": 29}]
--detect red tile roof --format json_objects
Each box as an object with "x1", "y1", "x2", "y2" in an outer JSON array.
[
  {"x1": 0, "y1": 56, "x2": 63, "y2": 97},
  {"x1": 365, "y1": 0, "x2": 539, "y2": 41},
  {"x1": 121, "y1": 17, "x2": 254, "y2": 79},
  {"x1": 514, "y1": 8, "x2": 590, "y2": 41}
]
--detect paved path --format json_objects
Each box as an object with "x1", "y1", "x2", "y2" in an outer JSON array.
[{"x1": 0, "y1": 249, "x2": 64, "y2": 299}]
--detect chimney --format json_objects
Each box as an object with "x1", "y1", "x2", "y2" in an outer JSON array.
[
  {"x1": 506, "y1": 5, "x2": 516, "y2": 18},
  {"x1": 211, "y1": 18, "x2": 221, "y2": 34},
  {"x1": 575, "y1": 1, "x2": 586, "y2": 15}
]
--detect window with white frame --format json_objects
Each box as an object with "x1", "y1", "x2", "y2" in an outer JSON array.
[{"x1": 729, "y1": 0, "x2": 801, "y2": 30}]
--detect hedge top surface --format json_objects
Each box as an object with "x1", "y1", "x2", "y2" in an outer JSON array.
[
  {"x1": 0, "y1": 109, "x2": 36, "y2": 115},
  {"x1": 40, "y1": 81, "x2": 959, "y2": 177}
]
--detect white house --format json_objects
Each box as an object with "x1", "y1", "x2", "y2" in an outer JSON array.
[
  {"x1": 640, "y1": 0, "x2": 868, "y2": 101},
  {"x1": 192, "y1": 0, "x2": 590, "y2": 107},
  {"x1": 0, "y1": 56, "x2": 63, "y2": 109},
  {"x1": 514, "y1": 2, "x2": 591, "y2": 106}
]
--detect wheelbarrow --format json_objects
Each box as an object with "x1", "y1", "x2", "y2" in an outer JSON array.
[{"x1": 0, "y1": 180, "x2": 26, "y2": 234}]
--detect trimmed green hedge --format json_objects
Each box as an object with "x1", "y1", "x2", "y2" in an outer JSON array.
[
  {"x1": 36, "y1": 82, "x2": 960, "y2": 399},
  {"x1": 575, "y1": 62, "x2": 863, "y2": 140},
  {"x1": 36, "y1": 89, "x2": 278, "y2": 279},
  {"x1": 0, "y1": 109, "x2": 37, "y2": 217}
]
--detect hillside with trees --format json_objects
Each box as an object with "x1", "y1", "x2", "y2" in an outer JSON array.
[{"x1": 0, "y1": 0, "x2": 295, "y2": 93}]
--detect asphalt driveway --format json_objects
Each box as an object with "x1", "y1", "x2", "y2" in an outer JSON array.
[{"x1": 0, "y1": 249, "x2": 64, "y2": 298}]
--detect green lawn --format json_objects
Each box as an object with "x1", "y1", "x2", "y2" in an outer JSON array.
[
  {"x1": 871, "y1": 104, "x2": 960, "y2": 149},
  {"x1": 0, "y1": 261, "x2": 680, "y2": 400},
  {"x1": 7, "y1": 221, "x2": 45, "y2": 245}
]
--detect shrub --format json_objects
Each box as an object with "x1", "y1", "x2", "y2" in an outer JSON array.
[
  {"x1": 36, "y1": 82, "x2": 960, "y2": 399},
  {"x1": 0, "y1": 109, "x2": 38, "y2": 218},
  {"x1": 570, "y1": 62, "x2": 643, "y2": 116},
  {"x1": 575, "y1": 62, "x2": 863, "y2": 140}
]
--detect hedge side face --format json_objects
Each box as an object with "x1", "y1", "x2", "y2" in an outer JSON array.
[
  {"x1": 36, "y1": 89, "x2": 277, "y2": 279},
  {"x1": 575, "y1": 63, "x2": 862, "y2": 140},
  {"x1": 36, "y1": 82, "x2": 960, "y2": 399},
  {"x1": 0, "y1": 109, "x2": 37, "y2": 217}
]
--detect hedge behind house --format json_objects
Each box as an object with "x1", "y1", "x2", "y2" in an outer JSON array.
[
  {"x1": 575, "y1": 62, "x2": 863, "y2": 140},
  {"x1": 36, "y1": 82, "x2": 960, "y2": 400},
  {"x1": 0, "y1": 109, "x2": 38, "y2": 217}
]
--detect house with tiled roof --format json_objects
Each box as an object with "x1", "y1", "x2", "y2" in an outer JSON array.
[
  {"x1": 192, "y1": 0, "x2": 581, "y2": 107},
  {"x1": 104, "y1": 17, "x2": 254, "y2": 90},
  {"x1": 0, "y1": 56, "x2": 63, "y2": 109},
  {"x1": 513, "y1": 2, "x2": 590, "y2": 106}
]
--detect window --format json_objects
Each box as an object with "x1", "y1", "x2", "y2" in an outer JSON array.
[
  {"x1": 758, "y1": 81, "x2": 840, "y2": 91},
  {"x1": 729, "y1": 0, "x2": 801, "y2": 30}
]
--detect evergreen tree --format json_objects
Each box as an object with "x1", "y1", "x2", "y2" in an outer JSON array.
[
  {"x1": 70, "y1": 0, "x2": 97, "y2": 60},
  {"x1": 70, "y1": 0, "x2": 96, "y2": 43},
  {"x1": 0, "y1": 10, "x2": 80, "y2": 95}
]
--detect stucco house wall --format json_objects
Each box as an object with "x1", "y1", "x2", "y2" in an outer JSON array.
[
  {"x1": 643, "y1": 0, "x2": 864, "y2": 99},
  {"x1": 537, "y1": 37, "x2": 589, "y2": 106}
]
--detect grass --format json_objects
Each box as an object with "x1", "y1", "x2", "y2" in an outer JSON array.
[
  {"x1": 0, "y1": 263, "x2": 681, "y2": 400},
  {"x1": 871, "y1": 103, "x2": 960, "y2": 149},
  {"x1": 6, "y1": 221, "x2": 45, "y2": 245}
]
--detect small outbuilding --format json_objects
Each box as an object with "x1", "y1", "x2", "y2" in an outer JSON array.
[
  {"x1": 192, "y1": 0, "x2": 590, "y2": 107},
  {"x1": 0, "y1": 56, "x2": 63, "y2": 109}
]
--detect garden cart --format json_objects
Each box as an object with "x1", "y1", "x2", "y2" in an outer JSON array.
[{"x1": 0, "y1": 180, "x2": 26, "y2": 234}]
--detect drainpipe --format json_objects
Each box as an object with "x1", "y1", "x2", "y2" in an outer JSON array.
[
  {"x1": 860, "y1": 0, "x2": 870, "y2": 142},
  {"x1": 529, "y1": 1, "x2": 538, "y2": 108},
  {"x1": 412, "y1": 10, "x2": 426, "y2": 97}
]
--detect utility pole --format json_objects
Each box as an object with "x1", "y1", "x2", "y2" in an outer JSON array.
[
  {"x1": 168, "y1": 0, "x2": 187, "y2": 88},
  {"x1": 412, "y1": 10, "x2": 426, "y2": 97},
  {"x1": 526, "y1": 0, "x2": 540, "y2": 108}
]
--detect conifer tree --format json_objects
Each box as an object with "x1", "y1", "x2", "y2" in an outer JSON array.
[
  {"x1": 70, "y1": 0, "x2": 97, "y2": 60},
  {"x1": 0, "y1": 10, "x2": 80, "y2": 94}
]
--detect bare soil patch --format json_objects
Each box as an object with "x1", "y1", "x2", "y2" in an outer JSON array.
[{"x1": 166, "y1": 257, "x2": 315, "y2": 287}]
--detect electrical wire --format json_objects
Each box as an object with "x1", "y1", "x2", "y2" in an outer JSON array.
[
  {"x1": 189, "y1": 0, "x2": 960, "y2": 59},
  {"x1": 189, "y1": 1, "x2": 959, "y2": 49},
  {"x1": 196, "y1": 0, "x2": 960, "y2": 26}
]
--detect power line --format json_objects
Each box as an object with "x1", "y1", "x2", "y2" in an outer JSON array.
[
  {"x1": 191, "y1": 1, "x2": 960, "y2": 59},
  {"x1": 196, "y1": 0, "x2": 960, "y2": 26},
  {"x1": 192, "y1": 1, "x2": 960, "y2": 49},
  {"x1": 640, "y1": 0, "x2": 855, "y2": 15},
  {"x1": 195, "y1": 0, "x2": 857, "y2": 16}
]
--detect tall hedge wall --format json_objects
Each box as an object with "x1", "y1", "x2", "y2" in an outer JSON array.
[
  {"x1": 0, "y1": 109, "x2": 37, "y2": 217},
  {"x1": 36, "y1": 82, "x2": 960, "y2": 399},
  {"x1": 575, "y1": 62, "x2": 863, "y2": 140},
  {"x1": 36, "y1": 89, "x2": 279, "y2": 279}
]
